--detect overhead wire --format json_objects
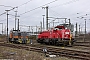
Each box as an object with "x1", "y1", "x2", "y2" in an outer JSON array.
[
  {"x1": 20, "y1": 8, "x2": 44, "y2": 20},
  {"x1": 19, "y1": 0, "x2": 80, "y2": 21},
  {"x1": 18, "y1": 0, "x2": 33, "y2": 7},
  {"x1": 50, "y1": 0, "x2": 80, "y2": 8},
  {"x1": 0, "y1": 0, "x2": 58, "y2": 17},
  {"x1": 48, "y1": 0, "x2": 81, "y2": 19},
  {"x1": 0, "y1": 0, "x2": 33, "y2": 17},
  {"x1": 0, "y1": 0, "x2": 34, "y2": 31},
  {"x1": 49, "y1": 0, "x2": 90, "y2": 19},
  {"x1": 0, "y1": 5, "x2": 13, "y2": 8},
  {"x1": 18, "y1": 0, "x2": 58, "y2": 25},
  {"x1": 0, "y1": 12, "x2": 6, "y2": 16},
  {"x1": 19, "y1": 0, "x2": 80, "y2": 25},
  {"x1": 9, "y1": 0, "x2": 57, "y2": 17},
  {"x1": 49, "y1": 0, "x2": 90, "y2": 20},
  {"x1": 19, "y1": 0, "x2": 58, "y2": 16},
  {"x1": 0, "y1": 0, "x2": 34, "y2": 26},
  {"x1": 0, "y1": 7, "x2": 17, "y2": 17}
]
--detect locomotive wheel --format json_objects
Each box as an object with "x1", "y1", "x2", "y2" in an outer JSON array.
[
  {"x1": 37, "y1": 39, "x2": 43, "y2": 44},
  {"x1": 63, "y1": 43, "x2": 68, "y2": 46},
  {"x1": 63, "y1": 41, "x2": 69, "y2": 46},
  {"x1": 37, "y1": 39, "x2": 41, "y2": 43}
]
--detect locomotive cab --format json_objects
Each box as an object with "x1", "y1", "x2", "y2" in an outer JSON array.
[{"x1": 9, "y1": 30, "x2": 30, "y2": 44}]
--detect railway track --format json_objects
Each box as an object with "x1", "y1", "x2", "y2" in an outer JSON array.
[
  {"x1": 0, "y1": 43, "x2": 90, "y2": 60},
  {"x1": 74, "y1": 42, "x2": 90, "y2": 47}
]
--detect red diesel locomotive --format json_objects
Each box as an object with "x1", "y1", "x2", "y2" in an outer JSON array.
[{"x1": 37, "y1": 25, "x2": 75, "y2": 46}]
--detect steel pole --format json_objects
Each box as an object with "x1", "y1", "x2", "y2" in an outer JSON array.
[
  {"x1": 46, "y1": 6, "x2": 48, "y2": 30},
  {"x1": 5, "y1": 10, "x2": 10, "y2": 42},
  {"x1": 42, "y1": 15, "x2": 45, "y2": 30}
]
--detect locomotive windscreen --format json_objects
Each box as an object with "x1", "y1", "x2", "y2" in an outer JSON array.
[{"x1": 55, "y1": 26, "x2": 65, "y2": 29}]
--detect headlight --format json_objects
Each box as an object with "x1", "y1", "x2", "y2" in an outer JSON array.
[{"x1": 65, "y1": 32, "x2": 69, "y2": 34}]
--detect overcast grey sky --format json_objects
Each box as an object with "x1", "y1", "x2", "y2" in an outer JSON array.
[{"x1": 0, "y1": 0, "x2": 90, "y2": 33}]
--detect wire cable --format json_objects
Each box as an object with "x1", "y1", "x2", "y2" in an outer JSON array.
[
  {"x1": 0, "y1": 0, "x2": 33, "y2": 17},
  {"x1": 50, "y1": 0, "x2": 80, "y2": 8},
  {"x1": 0, "y1": 12, "x2": 6, "y2": 16},
  {"x1": 0, "y1": 5, "x2": 13, "y2": 8},
  {"x1": 0, "y1": 7, "x2": 17, "y2": 17},
  {"x1": 18, "y1": 0, "x2": 33, "y2": 7},
  {"x1": 19, "y1": 0, "x2": 58, "y2": 16}
]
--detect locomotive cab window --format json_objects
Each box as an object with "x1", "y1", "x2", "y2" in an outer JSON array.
[{"x1": 18, "y1": 33, "x2": 21, "y2": 36}]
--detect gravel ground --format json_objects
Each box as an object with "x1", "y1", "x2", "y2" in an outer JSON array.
[{"x1": 0, "y1": 46, "x2": 77, "y2": 60}]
